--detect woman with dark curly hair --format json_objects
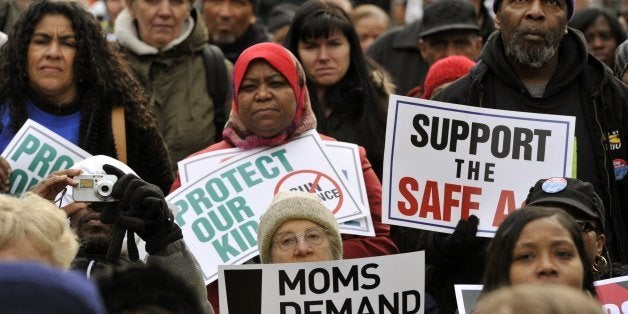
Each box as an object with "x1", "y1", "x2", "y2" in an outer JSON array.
[
  {"x1": 0, "y1": 0, "x2": 173, "y2": 194},
  {"x1": 569, "y1": 7, "x2": 627, "y2": 69},
  {"x1": 284, "y1": 0, "x2": 393, "y2": 181}
]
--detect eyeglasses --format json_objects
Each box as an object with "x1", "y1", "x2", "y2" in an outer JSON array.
[
  {"x1": 575, "y1": 220, "x2": 597, "y2": 233},
  {"x1": 272, "y1": 227, "x2": 329, "y2": 251}
]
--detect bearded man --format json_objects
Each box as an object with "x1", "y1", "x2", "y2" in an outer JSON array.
[
  {"x1": 435, "y1": 0, "x2": 628, "y2": 265},
  {"x1": 426, "y1": 0, "x2": 628, "y2": 312}
]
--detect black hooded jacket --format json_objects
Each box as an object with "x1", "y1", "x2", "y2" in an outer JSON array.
[{"x1": 435, "y1": 28, "x2": 628, "y2": 264}]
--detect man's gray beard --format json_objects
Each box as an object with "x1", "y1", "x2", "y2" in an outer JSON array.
[{"x1": 502, "y1": 28, "x2": 563, "y2": 68}]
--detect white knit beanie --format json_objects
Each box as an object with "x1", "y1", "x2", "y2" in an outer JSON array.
[{"x1": 257, "y1": 191, "x2": 343, "y2": 263}]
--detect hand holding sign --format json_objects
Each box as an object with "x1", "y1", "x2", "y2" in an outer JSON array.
[{"x1": 428, "y1": 215, "x2": 486, "y2": 264}]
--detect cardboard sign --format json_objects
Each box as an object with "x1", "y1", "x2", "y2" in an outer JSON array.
[
  {"x1": 595, "y1": 275, "x2": 628, "y2": 313},
  {"x1": 178, "y1": 139, "x2": 375, "y2": 237},
  {"x1": 382, "y1": 95, "x2": 575, "y2": 237},
  {"x1": 218, "y1": 252, "x2": 425, "y2": 314},
  {"x1": 166, "y1": 130, "x2": 369, "y2": 283},
  {"x1": 1, "y1": 119, "x2": 92, "y2": 195}
]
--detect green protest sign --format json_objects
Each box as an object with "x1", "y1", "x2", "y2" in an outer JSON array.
[{"x1": 1, "y1": 119, "x2": 92, "y2": 195}]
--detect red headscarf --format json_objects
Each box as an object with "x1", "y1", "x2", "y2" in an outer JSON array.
[{"x1": 222, "y1": 42, "x2": 317, "y2": 149}]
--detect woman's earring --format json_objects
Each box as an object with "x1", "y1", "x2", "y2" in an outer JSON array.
[{"x1": 592, "y1": 254, "x2": 609, "y2": 274}]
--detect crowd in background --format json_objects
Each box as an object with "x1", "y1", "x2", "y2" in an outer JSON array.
[{"x1": 1, "y1": 0, "x2": 628, "y2": 312}]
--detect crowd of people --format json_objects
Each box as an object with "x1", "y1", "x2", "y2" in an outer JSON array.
[{"x1": 1, "y1": 0, "x2": 628, "y2": 312}]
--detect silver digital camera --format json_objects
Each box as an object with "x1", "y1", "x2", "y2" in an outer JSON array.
[{"x1": 72, "y1": 174, "x2": 118, "y2": 202}]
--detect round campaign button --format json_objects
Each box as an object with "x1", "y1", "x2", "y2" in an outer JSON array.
[{"x1": 541, "y1": 177, "x2": 568, "y2": 194}]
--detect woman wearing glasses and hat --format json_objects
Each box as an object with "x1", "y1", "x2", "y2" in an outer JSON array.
[{"x1": 257, "y1": 191, "x2": 342, "y2": 263}]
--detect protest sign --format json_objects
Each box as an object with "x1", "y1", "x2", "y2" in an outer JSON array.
[
  {"x1": 218, "y1": 251, "x2": 425, "y2": 314},
  {"x1": 595, "y1": 275, "x2": 628, "y2": 313},
  {"x1": 454, "y1": 284, "x2": 483, "y2": 314},
  {"x1": 382, "y1": 95, "x2": 575, "y2": 237},
  {"x1": 166, "y1": 130, "x2": 369, "y2": 283},
  {"x1": 455, "y1": 277, "x2": 628, "y2": 313},
  {"x1": 178, "y1": 139, "x2": 375, "y2": 237},
  {"x1": 1, "y1": 119, "x2": 92, "y2": 195}
]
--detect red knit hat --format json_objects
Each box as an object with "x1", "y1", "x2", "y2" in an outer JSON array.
[{"x1": 422, "y1": 56, "x2": 476, "y2": 99}]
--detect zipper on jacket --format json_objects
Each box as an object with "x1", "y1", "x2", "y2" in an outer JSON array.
[{"x1": 591, "y1": 97, "x2": 614, "y2": 222}]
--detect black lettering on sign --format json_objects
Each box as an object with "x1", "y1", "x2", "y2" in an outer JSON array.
[{"x1": 409, "y1": 114, "x2": 551, "y2": 161}]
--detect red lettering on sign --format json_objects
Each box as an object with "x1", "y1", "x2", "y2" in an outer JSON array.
[
  {"x1": 398, "y1": 178, "x2": 482, "y2": 222},
  {"x1": 398, "y1": 177, "x2": 418, "y2": 216},
  {"x1": 461, "y1": 186, "x2": 482, "y2": 220},
  {"x1": 420, "y1": 181, "x2": 441, "y2": 220},
  {"x1": 492, "y1": 190, "x2": 516, "y2": 227}
]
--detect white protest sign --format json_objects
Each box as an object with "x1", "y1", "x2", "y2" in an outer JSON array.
[
  {"x1": 178, "y1": 146, "x2": 250, "y2": 186},
  {"x1": 594, "y1": 275, "x2": 628, "y2": 313},
  {"x1": 178, "y1": 139, "x2": 375, "y2": 237},
  {"x1": 382, "y1": 95, "x2": 575, "y2": 237},
  {"x1": 166, "y1": 130, "x2": 369, "y2": 283},
  {"x1": 454, "y1": 284, "x2": 483, "y2": 314},
  {"x1": 1, "y1": 119, "x2": 92, "y2": 195},
  {"x1": 325, "y1": 141, "x2": 374, "y2": 237},
  {"x1": 456, "y1": 277, "x2": 628, "y2": 314},
  {"x1": 218, "y1": 251, "x2": 425, "y2": 314}
]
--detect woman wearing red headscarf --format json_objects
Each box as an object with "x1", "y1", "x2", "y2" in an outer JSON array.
[{"x1": 170, "y1": 42, "x2": 397, "y2": 314}]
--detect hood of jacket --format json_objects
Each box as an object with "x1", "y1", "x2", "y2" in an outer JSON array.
[
  {"x1": 478, "y1": 27, "x2": 590, "y2": 99},
  {"x1": 115, "y1": 8, "x2": 208, "y2": 56}
]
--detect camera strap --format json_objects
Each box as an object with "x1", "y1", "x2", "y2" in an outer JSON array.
[{"x1": 112, "y1": 106, "x2": 127, "y2": 164}]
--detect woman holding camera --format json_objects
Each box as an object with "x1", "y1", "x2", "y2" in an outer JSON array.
[{"x1": 0, "y1": 0, "x2": 173, "y2": 194}]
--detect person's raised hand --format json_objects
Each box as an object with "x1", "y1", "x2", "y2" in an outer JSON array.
[{"x1": 30, "y1": 168, "x2": 82, "y2": 202}]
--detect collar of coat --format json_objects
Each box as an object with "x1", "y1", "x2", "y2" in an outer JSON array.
[{"x1": 114, "y1": 8, "x2": 195, "y2": 55}]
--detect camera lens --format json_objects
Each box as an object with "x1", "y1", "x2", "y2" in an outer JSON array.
[{"x1": 96, "y1": 180, "x2": 114, "y2": 198}]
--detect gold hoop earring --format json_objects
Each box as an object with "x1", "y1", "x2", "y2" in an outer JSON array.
[{"x1": 592, "y1": 255, "x2": 609, "y2": 274}]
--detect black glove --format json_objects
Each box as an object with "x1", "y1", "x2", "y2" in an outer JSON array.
[
  {"x1": 102, "y1": 164, "x2": 183, "y2": 259},
  {"x1": 428, "y1": 215, "x2": 484, "y2": 264}
]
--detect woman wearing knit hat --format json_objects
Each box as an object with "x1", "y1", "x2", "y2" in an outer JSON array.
[
  {"x1": 169, "y1": 42, "x2": 397, "y2": 313},
  {"x1": 257, "y1": 191, "x2": 343, "y2": 263}
]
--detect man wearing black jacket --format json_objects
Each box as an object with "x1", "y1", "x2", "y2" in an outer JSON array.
[{"x1": 428, "y1": 0, "x2": 628, "y2": 311}]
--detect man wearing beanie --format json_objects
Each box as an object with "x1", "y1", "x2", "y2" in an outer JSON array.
[
  {"x1": 201, "y1": 0, "x2": 270, "y2": 63},
  {"x1": 367, "y1": 0, "x2": 493, "y2": 95},
  {"x1": 258, "y1": 191, "x2": 343, "y2": 263},
  {"x1": 434, "y1": 0, "x2": 628, "y2": 270}
]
